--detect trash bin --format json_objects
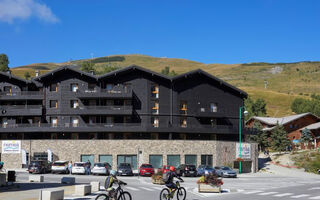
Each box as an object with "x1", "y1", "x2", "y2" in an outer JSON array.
[{"x1": 7, "y1": 171, "x2": 16, "y2": 182}]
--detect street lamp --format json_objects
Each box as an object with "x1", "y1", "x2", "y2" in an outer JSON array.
[{"x1": 239, "y1": 106, "x2": 248, "y2": 174}]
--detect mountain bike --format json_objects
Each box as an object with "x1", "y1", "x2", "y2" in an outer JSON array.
[
  {"x1": 95, "y1": 181, "x2": 132, "y2": 200},
  {"x1": 160, "y1": 180, "x2": 186, "y2": 200}
]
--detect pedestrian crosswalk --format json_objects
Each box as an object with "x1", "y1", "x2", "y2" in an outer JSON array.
[{"x1": 239, "y1": 190, "x2": 320, "y2": 199}]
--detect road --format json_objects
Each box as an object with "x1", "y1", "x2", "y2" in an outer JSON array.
[{"x1": 1, "y1": 171, "x2": 320, "y2": 200}]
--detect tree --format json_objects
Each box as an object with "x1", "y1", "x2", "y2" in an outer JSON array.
[
  {"x1": 270, "y1": 124, "x2": 291, "y2": 152},
  {"x1": 161, "y1": 66, "x2": 178, "y2": 76},
  {"x1": 245, "y1": 96, "x2": 267, "y2": 120},
  {"x1": 24, "y1": 72, "x2": 31, "y2": 80},
  {"x1": 300, "y1": 128, "x2": 313, "y2": 148},
  {"x1": 291, "y1": 98, "x2": 320, "y2": 116},
  {"x1": 0, "y1": 53, "x2": 9, "y2": 72},
  {"x1": 247, "y1": 121, "x2": 269, "y2": 151},
  {"x1": 80, "y1": 61, "x2": 95, "y2": 73}
]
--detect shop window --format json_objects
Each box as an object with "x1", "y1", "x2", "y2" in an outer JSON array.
[
  {"x1": 70, "y1": 100, "x2": 79, "y2": 109},
  {"x1": 50, "y1": 83, "x2": 58, "y2": 92},
  {"x1": 81, "y1": 155, "x2": 94, "y2": 167},
  {"x1": 210, "y1": 103, "x2": 218, "y2": 112},
  {"x1": 70, "y1": 83, "x2": 79, "y2": 92},
  {"x1": 167, "y1": 155, "x2": 180, "y2": 168},
  {"x1": 151, "y1": 117, "x2": 159, "y2": 128},
  {"x1": 151, "y1": 84, "x2": 159, "y2": 98},
  {"x1": 149, "y1": 155, "x2": 163, "y2": 169},
  {"x1": 185, "y1": 155, "x2": 197, "y2": 166},
  {"x1": 50, "y1": 100, "x2": 58, "y2": 108},
  {"x1": 99, "y1": 155, "x2": 113, "y2": 169},
  {"x1": 117, "y1": 155, "x2": 137, "y2": 170},
  {"x1": 201, "y1": 155, "x2": 213, "y2": 166},
  {"x1": 180, "y1": 101, "x2": 187, "y2": 115}
]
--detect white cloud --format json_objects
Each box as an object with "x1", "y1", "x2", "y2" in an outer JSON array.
[{"x1": 0, "y1": 0, "x2": 59, "y2": 23}]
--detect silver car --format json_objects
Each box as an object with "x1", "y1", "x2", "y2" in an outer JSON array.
[
  {"x1": 214, "y1": 166, "x2": 237, "y2": 178},
  {"x1": 91, "y1": 163, "x2": 111, "y2": 175}
]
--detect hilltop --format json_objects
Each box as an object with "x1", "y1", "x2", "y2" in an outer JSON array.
[{"x1": 11, "y1": 54, "x2": 320, "y2": 117}]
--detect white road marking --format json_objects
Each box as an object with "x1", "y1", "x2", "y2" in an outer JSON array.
[
  {"x1": 291, "y1": 194, "x2": 311, "y2": 198},
  {"x1": 242, "y1": 190, "x2": 263, "y2": 194},
  {"x1": 309, "y1": 196, "x2": 320, "y2": 200},
  {"x1": 309, "y1": 187, "x2": 320, "y2": 190},
  {"x1": 125, "y1": 186, "x2": 140, "y2": 191},
  {"x1": 258, "y1": 192, "x2": 278, "y2": 196},
  {"x1": 151, "y1": 186, "x2": 163, "y2": 190},
  {"x1": 139, "y1": 186, "x2": 155, "y2": 191},
  {"x1": 274, "y1": 193, "x2": 293, "y2": 197}
]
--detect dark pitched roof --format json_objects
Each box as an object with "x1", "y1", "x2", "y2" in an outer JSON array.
[
  {"x1": 172, "y1": 69, "x2": 248, "y2": 98},
  {"x1": 0, "y1": 71, "x2": 29, "y2": 84},
  {"x1": 34, "y1": 65, "x2": 98, "y2": 81},
  {"x1": 98, "y1": 65, "x2": 171, "y2": 81}
]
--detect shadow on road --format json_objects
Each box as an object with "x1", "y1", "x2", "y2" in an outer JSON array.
[
  {"x1": 0, "y1": 182, "x2": 79, "y2": 193},
  {"x1": 258, "y1": 157, "x2": 272, "y2": 170}
]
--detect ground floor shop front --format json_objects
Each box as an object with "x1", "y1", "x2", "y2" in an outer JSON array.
[{"x1": 0, "y1": 139, "x2": 258, "y2": 173}]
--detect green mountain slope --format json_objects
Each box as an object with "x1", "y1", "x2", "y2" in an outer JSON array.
[{"x1": 11, "y1": 54, "x2": 320, "y2": 117}]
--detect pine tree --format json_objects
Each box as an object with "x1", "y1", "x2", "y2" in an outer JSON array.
[
  {"x1": 0, "y1": 53, "x2": 9, "y2": 72},
  {"x1": 300, "y1": 128, "x2": 313, "y2": 148},
  {"x1": 270, "y1": 124, "x2": 291, "y2": 153},
  {"x1": 80, "y1": 61, "x2": 95, "y2": 73}
]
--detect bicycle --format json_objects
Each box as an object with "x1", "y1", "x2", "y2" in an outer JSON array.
[
  {"x1": 95, "y1": 181, "x2": 132, "y2": 200},
  {"x1": 160, "y1": 180, "x2": 186, "y2": 200}
]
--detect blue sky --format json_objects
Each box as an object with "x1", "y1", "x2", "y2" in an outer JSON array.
[{"x1": 0, "y1": 0, "x2": 320, "y2": 67}]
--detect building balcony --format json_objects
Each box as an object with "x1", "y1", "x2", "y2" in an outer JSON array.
[
  {"x1": 47, "y1": 105, "x2": 133, "y2": 115},
  {"x1": 0, "y1": 91, "x2": 43, "y2": 100},
  {"x1": 0, "y1": 105, "x2": 43, "y2": 116},
  {"x1": 76, "y1": 86, "x2": 132, "y2": 99}
]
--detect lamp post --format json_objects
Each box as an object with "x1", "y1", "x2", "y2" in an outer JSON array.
[{"x1": 239, "y1": 106, "x2": 248, "y2": 174}]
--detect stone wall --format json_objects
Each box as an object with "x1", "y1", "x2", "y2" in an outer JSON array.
[{"x1": 0, "y1": 139, "x2": 258, "y2": 172}]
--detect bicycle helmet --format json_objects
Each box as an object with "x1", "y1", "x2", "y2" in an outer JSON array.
[
  {"x1": 169, "y1": 166, "x2": 175, "y2": 171},
  {"x1": 110, "y1": 170, "x2": 117, "y2": 176}
]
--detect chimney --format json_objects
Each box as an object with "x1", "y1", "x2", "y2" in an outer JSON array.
[
  {"x1": 35, "y1": 70, "x2": 39, "y2": 77},
  {"x1": 90, "y1": 70, "x2": 95, "y2": 75}
]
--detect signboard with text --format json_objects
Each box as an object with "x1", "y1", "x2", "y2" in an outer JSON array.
[
  {"x1": 236, "y1": 143, "x2": 251, "y2": 159},
  {"x1": 2, "y1": 140, "x2": 21, "y2": 154}
]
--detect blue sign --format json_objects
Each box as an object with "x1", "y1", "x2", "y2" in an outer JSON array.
[{"x1": 292, "y1": 139, "x2": 300, "y2": 144}]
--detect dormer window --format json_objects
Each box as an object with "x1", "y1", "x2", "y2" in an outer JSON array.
[{"x1": 71, "y1": 83, "x2": 79, "y2": 92}]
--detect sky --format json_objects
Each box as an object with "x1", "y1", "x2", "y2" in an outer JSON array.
[{"x1": 0, "y1": 0, "x2": 320, "y2": 67}]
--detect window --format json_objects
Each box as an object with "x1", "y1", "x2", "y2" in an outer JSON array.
[
  {"x1": 106, "y1": 84, "x2": 114, "y2": 92},
  {"x1": 117, "y1": 155, "x2": 137, "y2": 170},
  {"x1": 88, "y1": 83, "x2": 96, "y2": 92},
  {"x1": 50, "y1": 100, "x2": 58, "y2": 108},
  {"x1": 180, "y1": 101, "x2": 187, "y2": 115},
  {"x1": 50, "y1": 83, "x2": 58, "y2": 92},
  {"x1": 180, "y1": 117, "x2": 187, "y2": 128},
  {"x1": 149, "y1": 155, "x2": 163, "y2": 169},
  {"x1": 210, "y1": 118, "x2": 217, "y2": 127},
  {"x1": 99, "y1": 155, "x2": 113, "y2": 168},
  {"x1": 210, "y1": 103, "x2": 218, "y2": 112},
  {"x1": 151, "y1": 100, "x2": 159, "y2": 114},
  {"x1": 3, "y1": 86, "x2": 12, "y2": 94},
  {"x1": 151, "y1": 117, "x2": 159, "y2": 127},
  {"x1": 167, "y1": 155, "x2": 180, "y2": 168},
  {"x1": 89, "y1": 116, "x2": 96, "y2": 124},
  {"x1": 185, "y1": 155, "x2": 197, "y2": 166},
  {"x1": 71, "y1": 117, "x2": 79, "y2": 127},
  {"x1": 70, "y1": 100, "x2": 79, "y2": 109},
  {"x1": 51, "y1": 117, "x2": 58, "y2": 127},
  {"x1": 289, "y1": 124, "x2": 293, "y2": 129},
  {"x1": 70, "y1": 83, "x2": 79, "y2": 92},
  {"x1": 201, "y1": 155, "x2": 213, "y2": 166},
  {"x1": 151, "y1": 84, "x2": 159, "y2": 98},
  {"x1": 81, "y1": 155, "x2": 94, "y2": 167}
]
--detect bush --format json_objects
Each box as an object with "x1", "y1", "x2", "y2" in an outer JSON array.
[{"x1": 197, "y1": 174, "x2": 223, "y2": 187}]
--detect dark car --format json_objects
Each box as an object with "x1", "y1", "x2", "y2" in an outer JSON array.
[
  {"x1": 139, "y1": 164, "x2": 154, "y2": 176},
  {"x1": 28, "y1": 160, "x2": 51, "y2": 174},
  {"x1": 197, "y1": 165, "x2": 215, "y2": 176},
  {"x1": 176, "y1": 164, "x2": 197, "y2": 177},
  {"x1": 117, "y1": 163, "x2": 133, "y2": 176}
]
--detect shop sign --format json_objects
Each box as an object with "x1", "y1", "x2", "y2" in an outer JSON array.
[{"x1": 2, "y1": 140, "x2": 21, "y2": 154}]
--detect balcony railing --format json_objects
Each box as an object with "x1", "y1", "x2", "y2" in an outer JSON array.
[
  {"x1": 83, "y1": 105, "x2": 132, "y2": 110},
  {"x1": 0, "y1": 91, "x2": 43, "y2": 96},
  {"x1": 80, "y1": 85, "x2": 132, "y2": 94},
  {"x1": 0, "y1": 105, "x2": 42, "y2": 109}
]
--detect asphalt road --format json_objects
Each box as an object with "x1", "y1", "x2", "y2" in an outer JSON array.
[{"x1": 3, "y1": 172, "x2": 320, "y2": 200}]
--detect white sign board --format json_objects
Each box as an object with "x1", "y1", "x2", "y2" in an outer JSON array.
[
  {"x1": 236, "y1": 143, "x2": 251, "y2": 159},
  {"x1": 2, "y1": 140, "x2": 21, "y2": 154}
]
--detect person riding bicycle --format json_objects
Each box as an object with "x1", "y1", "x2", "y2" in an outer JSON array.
[
  {"x1": 105, "y1": 170, "x2": 126, "y2": 199},
  {"x1": 163, "y1": 166, "x2": 183, "y2": 195}
]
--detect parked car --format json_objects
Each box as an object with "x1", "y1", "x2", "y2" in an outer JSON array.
[
  {"x1": 51, "y1": 161, "x2": 69, "y2": 174},
  {"x1": 160, "y1": 165, "x2": 172, "y2": 174},
  {"x1": 139, "y1": 164, "x2": 154, "y2": 176},
  {"x1": 71, "y1": 162, "x2": 86, "y2": 175},
  {"x1": 176, "y1": 164, "x2": 197, "y2": 177},
  {"x1": 28, "y1": 160, "x2": 51, "y2": 174},
  {"x1": 117, "y1": 163, "x2": 133, "y2": 176},
  {"x1": 215, "y1": 166, "x2": 237, "y2": 178},
  {"x1": 197, "y1": 165, "x2": 215, "y2": 176},
  {"x1": 92, "y1": 162, "x2": 111, "y2": 175}
]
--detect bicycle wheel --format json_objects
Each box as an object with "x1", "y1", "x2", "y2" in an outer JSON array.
[
  {"x1": 117, "y1": 191, "x2": 132, "y2": 200},
  {"x1": 176, "y1": 187, "x2": 186, "y2": 200},
  {"x1": 95, "y1": 194, "x2": 109, "y2": 200},
  {"x1": 160, "y1": 188, "x2": 171, "y2": 200}
]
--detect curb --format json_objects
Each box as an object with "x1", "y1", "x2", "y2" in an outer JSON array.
[{"x1": 270, "y1": 162, "x2": 299, "y2": 168}]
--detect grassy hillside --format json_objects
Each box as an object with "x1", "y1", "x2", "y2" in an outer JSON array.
[{"x1": 11, "y1": 54, "x2": 320, "y2": 117}]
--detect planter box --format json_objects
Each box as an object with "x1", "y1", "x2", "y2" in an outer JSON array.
[
  {"x1": 198, "y1": 183, "x2": 221, "y2": 193},
  {"x1": 152, "y1": 179, "x2": 165, "y2": 185}
]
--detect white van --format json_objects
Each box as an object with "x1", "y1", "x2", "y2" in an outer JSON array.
[{"x1": 51, "y1": 161, "x2": 69, "y2": 174}]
